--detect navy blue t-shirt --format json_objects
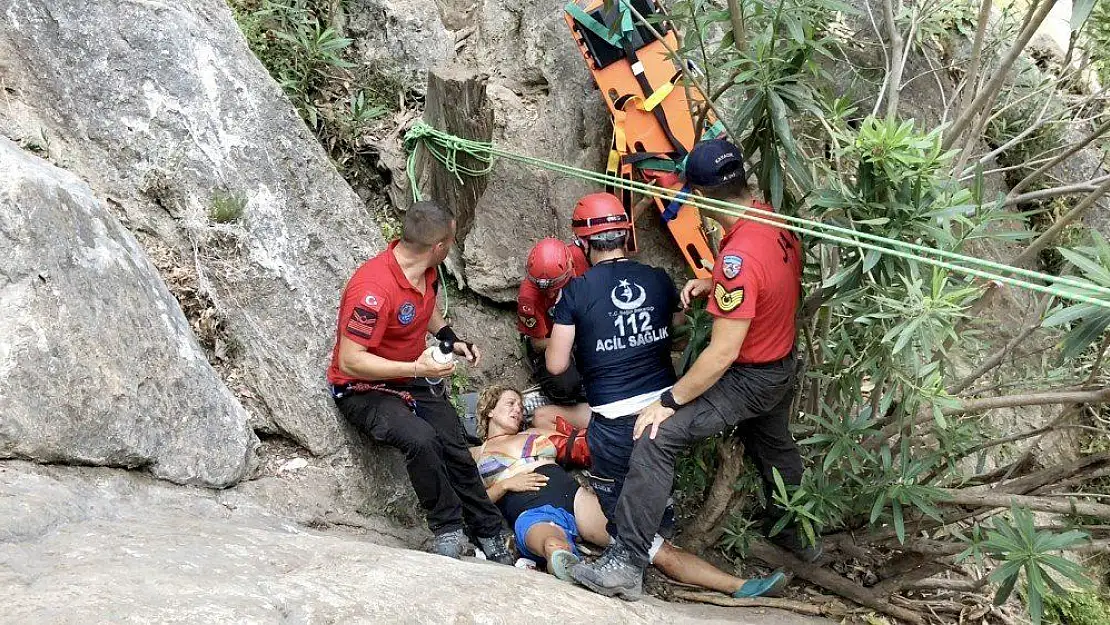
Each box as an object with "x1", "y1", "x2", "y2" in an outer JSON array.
[{"x1": 552, "y1": 259, "x2": 679, "y2": 407}]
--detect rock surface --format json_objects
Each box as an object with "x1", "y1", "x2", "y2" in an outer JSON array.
[
  {"x1": 0, "y1": 0, "x2": 384, "y2": 455},
  {"x1": 0, "y1": 461, "x2": 829, "y2": 625},
  {"x1": 0, "y1": 138, "x2": 257, "y2": 487},
  {"x1": 367, "y1": 0, "x2": 691, "y2": 302}
]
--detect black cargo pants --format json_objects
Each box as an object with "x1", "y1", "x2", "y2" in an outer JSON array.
[
  {"x1": 335, "y1": 380, "x2": 505, "y2": 538},
  {"x1": 613, "y1": 355, "x2": 804, "y2": 566}
]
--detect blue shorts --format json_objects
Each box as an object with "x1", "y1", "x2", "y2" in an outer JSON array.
[{"x1": 513, "y1": 505, "x2": 581, "y2": 561}]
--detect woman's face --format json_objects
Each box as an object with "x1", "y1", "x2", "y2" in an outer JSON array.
[{"x1": 488, "y1": 390, "x2": 524, "y2": 435}]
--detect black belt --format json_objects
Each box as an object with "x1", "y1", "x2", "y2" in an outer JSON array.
[{"x1": 735, "y1": 351, "x2": 795, "y2": 369}]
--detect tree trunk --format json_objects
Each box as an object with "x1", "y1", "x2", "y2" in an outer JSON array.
[
  {"x1": 681, "y1": 439, "x2": 744, "y2": 553},
  {"x1": 417, "y1": 64, "x2": 494, "y2": 285}
]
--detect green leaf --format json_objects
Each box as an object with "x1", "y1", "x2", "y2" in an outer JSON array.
[
  {"x1": 1042, "y1": 304, "x2": 1098, "y2": 327},
  {"x1": 1061, "y1": 311, "x2": 1110, "y2": 360},
  {"x1": 1073, "y1": 0, "x2": 1097, "y2": 31},
  {"x1": 892, "y1": 498, "x2": 906, "y2": 544}
]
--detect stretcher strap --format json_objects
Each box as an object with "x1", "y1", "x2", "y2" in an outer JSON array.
[
  {"x1": 564, "y1": 2, "x2": 621, "y2": 46},
  {"x1": 662, "y1": 184, "x2": 691, "y2": 222}
]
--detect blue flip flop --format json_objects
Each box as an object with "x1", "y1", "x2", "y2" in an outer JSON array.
[{"x1": 732, "y1": 569, "x2": 788, "y2": 598}]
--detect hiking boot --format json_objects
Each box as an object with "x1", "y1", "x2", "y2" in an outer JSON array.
[
  {"x1": 732, "y1": 569, "x2": 789, "y2": 598},
  {"x1": 477, "y1": 531, "x2": 514, "y2": 565},
  {"x1": 547, "y1": 549, "x2": 580, "y2": 582},
  {"x1": 569, "y1": 539, "x2": 643, "y2": 601},
  {"x1": 521, "y1": 387, "x2": 552, "y2": 418},
  {"x1": 431, "y1": 528, "x2": 466, "y2": 560},
  {"x1": 769, "y1": 532, "x2": 824, "y2": 563}
]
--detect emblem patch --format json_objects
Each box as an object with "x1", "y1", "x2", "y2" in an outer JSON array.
[
  {"x1": 721, "y1": 255, "x2": 743, "y2": 280},
  {"x1": 610, "y1": 279, "x2": 647, "y2": 311},
  {"x1": 363, "y1": 294, "x2": 379, "y2": 307},
  {"x1": 397, "y1": 301, "x2": 417, "y2": 325},
  {"x1": 521, "y1": 316, "x2": 538, "y2": 328},
  {"x1": 346, "y1": 307, "x2": 378, "y2": 339},
  {"x1": 714, "y1": 284, "x2": 745, "y2": 312}
]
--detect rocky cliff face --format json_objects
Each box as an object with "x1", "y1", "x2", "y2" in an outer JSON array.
[
  {"x1": 0, "y1": 0, "x2": 384, "y2": 456},
  {"x1": 0, "y1": 137, "x2": 258, "y2": 487}
]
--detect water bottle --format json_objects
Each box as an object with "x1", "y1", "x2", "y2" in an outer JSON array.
[{"x1": 425, "y1": 340, "x2": 455, "y2": 386}]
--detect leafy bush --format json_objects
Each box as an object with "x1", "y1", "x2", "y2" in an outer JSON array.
[
  {"x1": 1044, "y1": 590, "x2": 1110, "y2": 625},
  {"x1": 228, "y1": 0, "x2": 397, "y2": 177}
]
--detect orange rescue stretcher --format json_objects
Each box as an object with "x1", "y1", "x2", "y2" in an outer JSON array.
[{"x1": 563, "y1": 0, "x2": 724, "y2": 278}]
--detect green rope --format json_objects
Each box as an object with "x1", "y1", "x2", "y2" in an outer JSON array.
[{"x1": 403, "y1": 122, "x2": 1110, "y2": 311}]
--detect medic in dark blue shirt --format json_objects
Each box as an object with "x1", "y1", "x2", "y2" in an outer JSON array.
[{"x1": 545, "y1": 192, "x2": 684, "y2": 533}]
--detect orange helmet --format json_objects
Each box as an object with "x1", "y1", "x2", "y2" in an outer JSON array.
[
  {"x1": 526, "y1": 238, "x2": 575, "y2": 290},
  {"x1": 571, "y1": 193, "x2": 630, "y2": 239}
]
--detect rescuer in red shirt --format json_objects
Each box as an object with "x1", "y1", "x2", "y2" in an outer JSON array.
[
  {"x1": 327, "y1": 200, "x2": 512, "y2": 564},
  {"x1": 572, "y1": 139, "x2": 817, "y2": 599},
  {"x1": 516, "y1": 238, "x2": 590, "y2": 414}
]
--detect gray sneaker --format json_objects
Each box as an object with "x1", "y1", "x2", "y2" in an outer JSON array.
[
  {"x1": 477, "y1": 531, "x2": 514, "y2": 565},
  {"x1": 431, "y1": 528, "x2": 466, "y2": 559},
  {"x1": 521, "y1": 388, "x2": 552, "y2": 417},
  {"x1": 569, "y1": 539, "x2": 643, "y2": 601}
]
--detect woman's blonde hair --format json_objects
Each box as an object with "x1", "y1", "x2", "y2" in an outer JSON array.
[{"x1": 476, "y1": 385, "x2": 522, "y2": 439}]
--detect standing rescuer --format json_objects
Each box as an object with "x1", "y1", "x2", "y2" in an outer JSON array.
[
  {"x1": 517, "y1": 237, "x2": 589, "y2": 407},
  {"x1": 571, "y1": 139, "x2": 817, "y2": 599},
  {"x1": 326, "y1": 199, "x2": 513, "y2": 564}
]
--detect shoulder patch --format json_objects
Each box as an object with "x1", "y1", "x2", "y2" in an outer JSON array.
[
  {"x1": 714, "y1": 283, "x2": 745, "y2": 312},
  {"x1": 520, "y1": 315, "x2": 538, "y2": 328},
  {"x1": 721, "y1": 255, "x2": 743, "y2": 280},
  {"x1": 347, "y1": 306, "x2": 379, "y2": 339}
]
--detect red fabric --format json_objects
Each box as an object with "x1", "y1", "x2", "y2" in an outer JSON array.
[
  {"x1": 706, "y1": 201, "x2": 802, "y2": 364},
  {"x1": 549, "y1": 415, "x2": 591, "y2": 469},
  {"x1": 326, "y1": 241, "x2": 438, "y2": 385},
  {"x1": 516, "y1": 242, "x2": 588, "y2": 338}
]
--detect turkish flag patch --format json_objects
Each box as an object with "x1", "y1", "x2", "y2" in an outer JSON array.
[{"x1": 346, "y1": 306, "x2": 378, "y2": 339}]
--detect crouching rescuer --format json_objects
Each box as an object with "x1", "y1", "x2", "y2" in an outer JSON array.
[
  {"x1": 326, "y1": 199, "x2": 513, "y2": 564},
  {"x1": 571, "y1": 139, "x2": 817, "y2": 599}
]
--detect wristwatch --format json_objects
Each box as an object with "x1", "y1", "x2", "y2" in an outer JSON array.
[{"x1": 660, "y1": 389, "x2": 682, "y2": 410}]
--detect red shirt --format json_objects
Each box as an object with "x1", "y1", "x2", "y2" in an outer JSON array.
[
  {"x1": 326, "y1": 241, "x2": 438, "y2": 385},
  {"x1": 706, "y1": 201, "x2": 802, "y2": 364},
  {"x1": 516, "y1": 242, "x2": 589, "y2": 338}
]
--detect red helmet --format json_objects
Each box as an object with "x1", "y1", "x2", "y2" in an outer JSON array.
[
  {"x1": 571, "y1": 193, "x2": 630, "y2": 239},
  {"x1": 526, "y1": 238, "x2": 575, "y2": 290}
]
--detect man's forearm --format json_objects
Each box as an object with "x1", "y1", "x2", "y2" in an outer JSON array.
[
  {"x1": 340, "y1": 351, "x2": 418, "y2": 381},
  {"x1": 671, "y1": 345, "x2": 733, "y2": 405}
]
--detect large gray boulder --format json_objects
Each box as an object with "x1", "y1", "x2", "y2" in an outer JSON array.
[
  {"x1": 0, "y1": 0, "x2": 384, "y2": 454},
  {"x1": 0, "y1": 461, "x2": 828, "y2": 625},
  {"x1": 0, "y1": 138, "x2": 257, "y2": 487}
]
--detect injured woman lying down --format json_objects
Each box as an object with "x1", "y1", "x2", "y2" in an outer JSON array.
[{"x1": 470, "y1": 384, "x2": 786, "y2": 598}]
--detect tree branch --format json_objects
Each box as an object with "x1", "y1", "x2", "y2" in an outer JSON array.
[
  {"x1": 939, "y1": 489, "x2": 1110, "y2": 520},
  {"x1": 1004, "y1": 174, "x2": 1110, "y2": 207},
  {"x1": 749, "y1": 541, "x2": 926, "y2": 625},
  {"x1": 943, "y1": 387, "x2": 1110, "y2": 417},
  {"x1": 1010, "y1": 177, "x2": 1110, "y2": 266},
  {"x1": 942, "y1": 0, "x2": 1060, "y2": 150},
  {"x1": 882, "y1": 0, "x2": 905, "y2": 118},
  {"x1": 946, "y1": 295, "x2": 1051, "y2": 395},
  {"x1": 670, "y1": 590, "x2": 837, "y2": 616},
  {"x1": 1008, "y1": 117, "x2": 1110, "y2": 196}
]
